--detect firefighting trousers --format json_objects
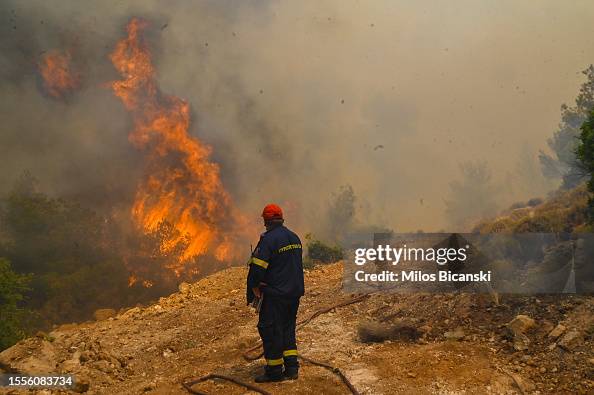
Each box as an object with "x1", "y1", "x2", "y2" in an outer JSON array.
[{"x1": 257, "y1": 296, "x2": 300, "y2": 374}]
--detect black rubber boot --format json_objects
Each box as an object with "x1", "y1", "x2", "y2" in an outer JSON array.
[
  {"x1": 255, "y1": 365, "x2": 284, "y2": 383},
  {"x1": 283, "y1": 367, "x2": 299, "y2": 380},
  {"x1": 254, "y1": 372, "x2": 284, "y2": 383}
]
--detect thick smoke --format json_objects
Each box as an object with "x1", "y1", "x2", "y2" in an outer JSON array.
[{"x1": 1, "y1": 0, "x2": 594, "y2": 241}]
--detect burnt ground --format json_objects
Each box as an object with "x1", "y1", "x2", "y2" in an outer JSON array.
[{"x1": 1, "y1": 262, "x2": 592, "y2": 394}]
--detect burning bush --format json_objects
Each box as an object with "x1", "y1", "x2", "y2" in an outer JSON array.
[
  {"x1": 0, "y1": 19, "x2": 263, "y2": 347},
  {"x1": 109, "y1": 18, "x2": 249, "y2": 280}
]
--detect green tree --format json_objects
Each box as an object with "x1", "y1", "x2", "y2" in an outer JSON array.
[
  {"x1": 0, "y1": 258, "x2": 31, "y2": 350},
  {"x1": 576, "y1": 108, "x2": 594, "y2": 223},
  {"x1": 0, "y1": 172, "x2": 178, "y2": 328},
  {"x1": 445, "y1": 161, "x2": 499, "y2": 230},
  {"x1": 326, "y1": 185, "x2": 356, "y2": 241},
  {"x1": 512, "y1": 143, "x2": 555, "y2": 198},
  {"x1": 540, "y1": 65, "x2": 594, "y2": 189},
  {"x1": 0, "y1": 172, "x2": 105, "y2": 275}
]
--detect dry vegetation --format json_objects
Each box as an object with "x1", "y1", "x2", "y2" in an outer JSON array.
[{"x1": 473, "y1": 184, "x2": 591, "y2": 234}]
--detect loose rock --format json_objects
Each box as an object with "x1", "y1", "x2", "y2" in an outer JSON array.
[
  {"x1": 557, "y1": 329, "x2": 583, "y2": 351},
  {"x1": 507, "y1": 315, "x2": 535, "y2": 351},
  {"x1": 178, "y1": 282, "x2": 191, "y2": 294},
  {"x1": 507, "y1": 315, "x2": 536, "y2": 336},
  {"x1": 444, "y1": 328, "x2": 465, "y2": 341},
  {"x1": 548, "y1": 323, "x2": 566, "y2": 339}
]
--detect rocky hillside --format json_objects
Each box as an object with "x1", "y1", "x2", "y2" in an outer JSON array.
[
  {"x1": 473, "y1": 184, "x2": 591, "y2": 234},
  {"x1": 0, "y1": 261, "x2": 592, "y2": 394}
]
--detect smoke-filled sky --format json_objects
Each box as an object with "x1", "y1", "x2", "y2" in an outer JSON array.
[{"x1": 1, "y1": 0, "x2": 594, "y2": 236}]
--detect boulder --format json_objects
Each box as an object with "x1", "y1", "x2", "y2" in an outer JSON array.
[{"x1": 507, "y1": 315, "x2": 535, "y2": 336}]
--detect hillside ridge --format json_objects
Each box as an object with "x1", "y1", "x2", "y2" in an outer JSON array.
[{"x1": 1, "y1": 260, "x2": 592, "y2": 394}]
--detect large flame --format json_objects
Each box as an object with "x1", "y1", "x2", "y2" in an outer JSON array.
[
  {"x1": 110, "y1": 18, "x2": 246, "y2": 276},
  {"x1": 38, "y1": 50, "x2": 80, "y2": 99}
]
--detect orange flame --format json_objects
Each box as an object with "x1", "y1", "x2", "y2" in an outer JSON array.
[
  {"x1": 110, "y1": 18, "x2": 246, "y2": 276},
  {"x1": 38, "y1": 50, "x2": 80, "y2": 98}
]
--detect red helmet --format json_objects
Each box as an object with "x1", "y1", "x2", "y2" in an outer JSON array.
[{"x1": 262, "y1": 204, "x2": 283, "y2": 221}]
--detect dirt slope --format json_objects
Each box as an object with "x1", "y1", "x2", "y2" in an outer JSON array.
[{"x1": 1, "y1": 263, "x2": 592, "y2": 394}]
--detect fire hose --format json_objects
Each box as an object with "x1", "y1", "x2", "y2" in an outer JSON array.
[
  {"x1": 182, "y1": 293, "x2": 370, "y2": 395},
  {"x1": 182, "y1": 374, "x2": 273, "y2": 395}
]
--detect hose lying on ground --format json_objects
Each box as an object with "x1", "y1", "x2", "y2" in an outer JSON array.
[
  {"x1": 181, "y1": 356, "x2": 361, "y2": 395},
  {"x1": 242, "y1": 293, "x2": 370, "y2": 361},
  {"x1": 182, "y1": 293, "x2": 370, "y2": 395},
  {"x1": 299, "y1": 354, "x2": 361, "y2": 395},
  {"x1": 182, "y1": 373, "x2": 272, "y2": 395}
]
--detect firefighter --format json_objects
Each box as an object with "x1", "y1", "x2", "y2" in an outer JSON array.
[{"x1": 247, "y1": 203, "x2": 305, "y2": 383}]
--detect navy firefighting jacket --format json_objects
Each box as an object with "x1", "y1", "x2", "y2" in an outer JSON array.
[{"x1": 246, "y1": 224, "x2": 304, "y2": 304}]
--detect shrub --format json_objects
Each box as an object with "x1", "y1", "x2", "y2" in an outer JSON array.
[
  {"x1": 305, "y1": 234, "x2": 344, "y2": 264},
  {"x1": 0, "y1": 258, "x2": 31, "y2": 350},
  {"x1": 527, "y1": 197, "x2": 544, "y2": 207}
]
